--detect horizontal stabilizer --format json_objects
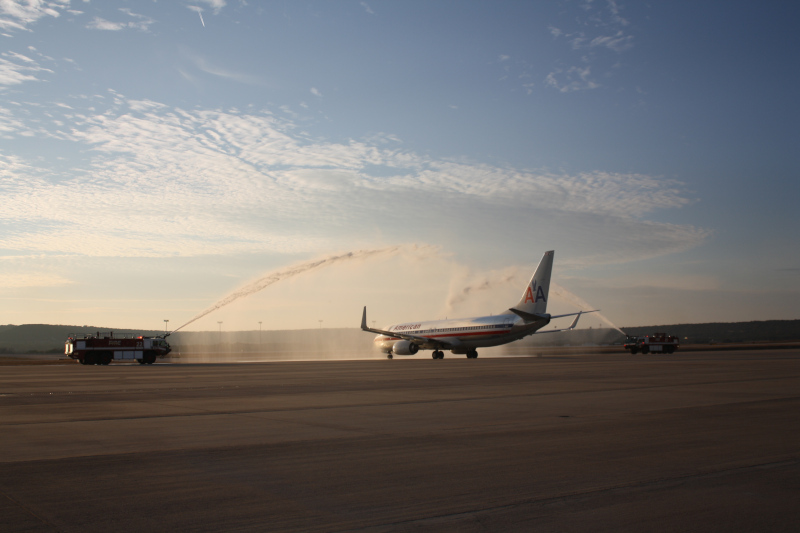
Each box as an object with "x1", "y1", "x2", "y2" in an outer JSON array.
[{"x1": 509, "y1": 308, "x2": 549, "y2": 323}]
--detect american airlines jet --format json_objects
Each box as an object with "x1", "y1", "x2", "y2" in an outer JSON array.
[{"x1": 361, "y1": 251, "x2": 597, "y2": 359}]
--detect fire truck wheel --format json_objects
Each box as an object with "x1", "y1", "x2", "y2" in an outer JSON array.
[
  {"x1": 137, "y1": 358, "x2": 147, "y2": 365},
  {"x1": 102, "y1": 354, "x2": 112, "y2": 365},
  {"x1": 642, "y1": 347, "x2": 649, "y2": 355},
  {"x1": 630, "y1": 348, "x2": 638, "y2": 355}
]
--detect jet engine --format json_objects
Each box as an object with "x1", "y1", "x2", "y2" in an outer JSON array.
[{"x1": 392, "y1": 340, "x2": 419, "y2": 356}]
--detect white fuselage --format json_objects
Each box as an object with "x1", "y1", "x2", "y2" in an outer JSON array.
[{"x1": 374, "y1": 313, "x2": 548, "y2": 355}]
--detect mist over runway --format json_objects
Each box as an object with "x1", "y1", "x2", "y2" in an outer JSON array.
[{"x1": 1, "y1": 350, "x2": 798, "y2": 531}]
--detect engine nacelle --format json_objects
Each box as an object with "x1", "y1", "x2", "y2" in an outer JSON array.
[{"x1": 392, "y1": 340, "x2": 419, "y2": 356}]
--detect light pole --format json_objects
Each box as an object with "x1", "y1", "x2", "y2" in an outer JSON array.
[
  {"x1": 164, "y1": 319, "x2": 169, "y2": 336},
  {"x1": 258, "y1": 321, "x2": 262, "y2": 344},
  {"x1": 318, "y1": 319, "x2": 323, "y2": 330},
  {"x1": 217, "y1": 321, "x2": 223, "y2": 345}
]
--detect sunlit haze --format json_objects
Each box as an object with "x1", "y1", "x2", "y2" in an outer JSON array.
[{"x1": 1, "y1": 1, "x2": 797, "y2": 331}]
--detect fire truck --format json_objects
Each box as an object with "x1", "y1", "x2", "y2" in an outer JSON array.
[
  {"x1": 624, "y1": 332, "x2": 679, "y2": 354},
  {"x1": 65, "y1": 332, "x2": 171, "y2": 365}
]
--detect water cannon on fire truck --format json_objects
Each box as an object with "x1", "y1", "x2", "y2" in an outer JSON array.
[{"x1": 65, "y1": 331, "x2": 172, "y2": 365}]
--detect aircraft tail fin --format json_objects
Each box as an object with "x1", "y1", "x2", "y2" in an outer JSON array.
[{"x1": 510, "y1": 250, "x2": 553, "y2": 317}]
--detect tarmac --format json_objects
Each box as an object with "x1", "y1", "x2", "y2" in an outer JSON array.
[{"x1": 1, "y1": 349, "x2": 798, "y2": 532}]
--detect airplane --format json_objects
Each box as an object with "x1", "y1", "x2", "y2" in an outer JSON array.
[{"x1": 361, "y1": 250, "x2": 598, "y2": 359}]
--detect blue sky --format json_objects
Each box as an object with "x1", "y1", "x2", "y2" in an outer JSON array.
[{"x1": 1, "y1": 1, "x2": 798, "y2": 332}]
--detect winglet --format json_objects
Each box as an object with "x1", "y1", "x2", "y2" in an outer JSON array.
[
  {"x1": 568, "y1": 311, "x2": 583, "y2": 330},
  {"x1": 361, "y1": 306, "x2": 368, "y2": 331}
]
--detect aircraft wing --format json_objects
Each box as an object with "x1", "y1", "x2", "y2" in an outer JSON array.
[
  {"x1": 549, "y1": 310, "x2": 599, "y2": 319},
  {"x1": 360, "y1": 307, "x2": 453, "y2": 348},
  {"x1": 510, "y1": 308, "x2": 599, "y2": 322}
]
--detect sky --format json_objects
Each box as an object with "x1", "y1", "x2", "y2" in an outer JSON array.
[{"x1": 1, "y1": 0, "x2": 798, "y2": 332}]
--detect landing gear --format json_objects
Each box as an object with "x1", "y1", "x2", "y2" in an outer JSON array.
[
  {"x1": 466, "y1": 349, "x2": 478, "y2": 359},
  {"x1": 432, "y1": 350, "x2": 444, "y2": 359},
  {"x1": 387, "y1": 353, "x2": 393, "y2": 360}
]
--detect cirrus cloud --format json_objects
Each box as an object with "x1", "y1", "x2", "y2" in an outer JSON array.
[{"x1": 0, "y1": 95, "x2": 707, "y2": 263}]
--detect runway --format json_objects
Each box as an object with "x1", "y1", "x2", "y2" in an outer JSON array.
[{"x1": 1, "y1": 349, "x2": 798, "y2": 532}]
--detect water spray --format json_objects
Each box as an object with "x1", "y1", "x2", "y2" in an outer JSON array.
[
  {"x1": 443, "y1": 270, "x2": 624, "y2": 335},
  {"x1": 444, "y1": 267, "x2": 519, "y2": 314},
  {"x1": 171, "y1": 244, "x2": 436, "y2": 333},
  {"x1": 550, "y1": 282, "x2": 625, "y2": 334}
]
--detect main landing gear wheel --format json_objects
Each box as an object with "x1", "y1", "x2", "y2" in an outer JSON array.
[
  {"x1": 466, "y1": 349, "x2": 478, "y2": 359},
  {"x1": 387, "y1": 353, "x2": 393, "y2": 360},
  {"x1": 432, "y1": 350, "x2": 444, "y2": 359}
]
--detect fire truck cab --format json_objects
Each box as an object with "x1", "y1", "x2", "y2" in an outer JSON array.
[{"x1": 65, "y1": 332, "x2": 171, "y2": 365}]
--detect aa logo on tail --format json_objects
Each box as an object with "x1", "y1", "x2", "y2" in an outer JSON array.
[{"x1": 524, "y1": 281, "x2": 547, "y2": 304}]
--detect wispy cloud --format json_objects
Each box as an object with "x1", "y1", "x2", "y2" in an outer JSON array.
[
  {"x1": 590, "y1": 30, "x2": 633, "y2": 52},
  {"x1": 86, "y1": 9, "x2": 155, "y2": 32},
  {"x1": 545, "y1": 66, "x2": 599, "y2": 92},
  {"x1": 544, "y1": 0, "x2": 634, "y2": 92},
  {"x1": 0, "y1": 0, "x2": 69, "y2": 33},
  {"x1": 0, "y1": 52, "x2": 53, "y2": 86},
  {"x1": 193, "y1": 0, "x2": 226, "y2": 15},
  {"x1": 86, "y1": 17, "x2": 125, "y2": 31},
  {"x1": 0, "y1": 96, "x2": 707, "y2": 262},
  {"x1": 183, "y1": 49, "x2": 266, "y2": 85},
  {"x1": 0, "y1": 272, "x2": 75, "y2": 288}
]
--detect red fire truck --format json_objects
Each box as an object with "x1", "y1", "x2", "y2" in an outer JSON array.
[
  {"x1": 623, "y1": 332, "x2": 679, "y2": 354},
  {"x1": 65, "y1": 332, "x2": 172, "y2": 365}
]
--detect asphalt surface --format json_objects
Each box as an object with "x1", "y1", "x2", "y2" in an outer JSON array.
[{"x1": 1, "y1": 350, "x2": 798, "y2": 532}]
